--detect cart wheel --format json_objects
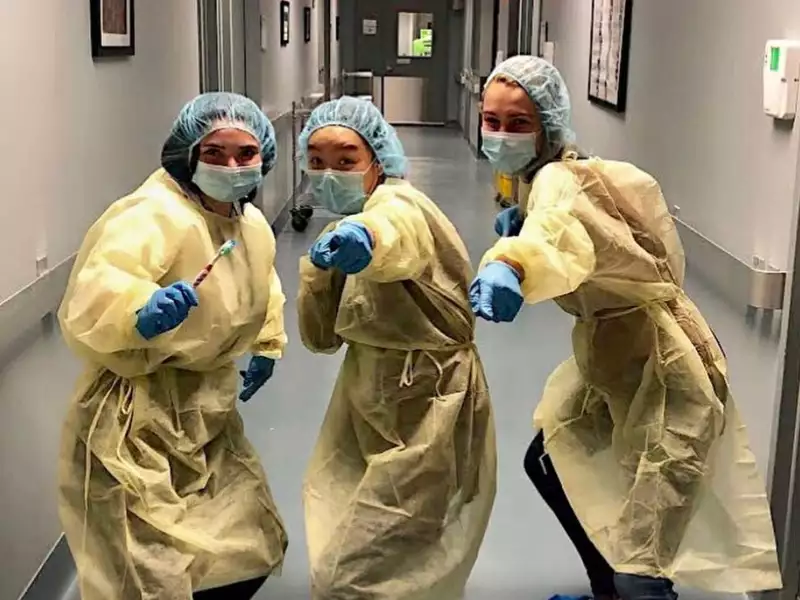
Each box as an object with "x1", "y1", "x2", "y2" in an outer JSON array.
[
  {"x1": 291, "y1": 214, "x2": 310, "y2": 232},
  {"x1": 298, "y1": 206, "x2": 314, "y2": 219}
]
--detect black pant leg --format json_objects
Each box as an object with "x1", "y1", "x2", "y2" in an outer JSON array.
[
  {"x1": 524, "y1": 433, "x2": 617, "y2": 597},
  {"x1": 193, "y1": 576, "x2": 268, "y2": 600}
]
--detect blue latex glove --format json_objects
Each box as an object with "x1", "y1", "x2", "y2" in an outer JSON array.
[
  {"x1": 239, "y1": 356, "x2": 276, "y2": 402},
  {"x1": 494, "y1": 205, "x2": 524, "y2": 237},
  {"x1": 469, "y1": 262, "x2": 524, "y2": 323},
  {"x1": 309, "y1": 222, "x2": 374, "y2": 274},
  {"x1": 135, "y1": 282, "x2": 198, "y2": 340}
]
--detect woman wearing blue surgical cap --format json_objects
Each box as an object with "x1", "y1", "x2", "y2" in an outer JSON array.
[
  {"x1": 58, "y1": 92, "x2": 288, "y2": 600},
  {"x1": 472, "y1": 56, "x2": 781, "y2": 600},
  {"x1": 296, "y1": 96, "x2": 497, "y2": 599}
]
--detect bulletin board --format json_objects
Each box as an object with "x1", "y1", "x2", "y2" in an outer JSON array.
[{"x1": 587, "y1": 0, "x2": 633, "y2": 113}]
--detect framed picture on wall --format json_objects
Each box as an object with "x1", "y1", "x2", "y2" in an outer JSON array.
[
  {"x1": 304, "y1": 7, "x2": 312, "y2": 43},
  {"x1": 280, "y1": 1, "x2": 291, "y2": 47},
  {"x1": 90, "y1": 0, "x2": 135, "y2": 58},
  {"x1": 336, "y1": 16, "x2": 340, "y2": 41},
  {"x1": 587, "y1": 0, "x2": 633, "y2": 112}
]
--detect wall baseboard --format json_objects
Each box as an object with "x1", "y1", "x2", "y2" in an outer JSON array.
[{"x1": 17, "y1": 535, "x2": 74, "y2": 600}]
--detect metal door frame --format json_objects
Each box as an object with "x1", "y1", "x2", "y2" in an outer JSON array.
[
  {"x1": 197, "y1": 0, "x2": 247, "y2": 94},
  {"x1": 767, "y1": 140, "x2": 800, "y2": 600},
  {"x1": 517, "y1": 0, "x2": 534, "y2": 55}
]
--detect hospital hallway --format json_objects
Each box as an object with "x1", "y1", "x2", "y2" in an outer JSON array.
[
  {"x1": 234, "y1": 126, "x2": 782, "y2": 600},
  {"x1": 40, "y1": 126, "x2": 789, "y2": 600},
  {"x1": 8, "y1": 0, "x2": 800, "y2": 597}
]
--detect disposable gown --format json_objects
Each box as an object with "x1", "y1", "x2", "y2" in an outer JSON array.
[
  {"x1": 482, "y1": 158, "x2": 782, "y2": 592},
  {"x1": 299, "y1": 179, "x2": 497, "y2": 599},
  {"x1": 58, "y1": 169, "x2": 288, "y2": 599}
]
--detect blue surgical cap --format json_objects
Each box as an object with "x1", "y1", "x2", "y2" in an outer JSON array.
[
  {"x1": 161, "y1": 92, "x2": 277, "y2": 184},
  {"x1": 486, "y1": 56, "x2": 575, "y2": 149},
  {"x1": 298, "y1": 96, "x2": 408, "y2": 178}
]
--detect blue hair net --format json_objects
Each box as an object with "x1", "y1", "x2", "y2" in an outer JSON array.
[
  {"x1": 486, "y1": 56, "x2": 575, "y2": 149},
  {"x1": 298, "y1": 96, "x2": 407, "y2": 178},
  {"x1": 161, "y1": 92, "x2": 277, "y2": 184}
]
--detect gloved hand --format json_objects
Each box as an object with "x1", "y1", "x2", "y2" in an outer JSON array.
[
  {"x1": 239, "y1": 356, "x2": 276, "y2": 402},
  {"x1": 135, "y1": 282, "x2": 199, "y2": 340},
  {"x1": 494, "y1": 205, "x2": 524, "y2": 237},
  {"x1": 309, "y1": 222, "x2": 374, "y2": 274},
  {"x1": 469, "y1": 262, "x2": 524, "y2": 323}
]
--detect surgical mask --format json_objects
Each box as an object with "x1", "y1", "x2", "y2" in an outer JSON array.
[
  {"x1": 308, "y1": 169, "x2": 369, "y2": 215},
  {"x1": 481, "y1": 131, "x2": 539, "y2": 175},
  {"x1": 192, "y1": 162, "x2": 263, "y2": 203}
]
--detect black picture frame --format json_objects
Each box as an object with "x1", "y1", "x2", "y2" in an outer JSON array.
[
  {"x1": 587, "y1": 0, "x2": 633, "y2": 113},
  {"x1": 304, "y1": 7, "x2": 312, "y2": 43},
  {"x1": 335, "y1": 16, "x2": 340, "y2": 41},
  {"x1": 280, "y1": 1, "x2": 291, "y2": 47},
  {"x1": 90, "y1": 0, "x2": 135, "y2": 58}
]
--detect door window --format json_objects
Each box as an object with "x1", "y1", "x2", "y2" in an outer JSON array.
[{"x1": 397, "y1": 12, "x2": 435, "y2": 58}]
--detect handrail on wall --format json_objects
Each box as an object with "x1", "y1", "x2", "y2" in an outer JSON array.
[
  {"x1": 675, "y1": 215, "x2": 787, "y2": 310},
  {"x1": 0, "y1": 253, "x2": 76, "y2": 354}
]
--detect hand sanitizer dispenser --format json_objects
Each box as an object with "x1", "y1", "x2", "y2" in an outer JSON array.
[{"x1": 763, "y1": 40, "x2": 800, "y2": 120}]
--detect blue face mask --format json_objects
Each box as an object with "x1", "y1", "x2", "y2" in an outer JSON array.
[
  {"x1": 192, "y1": 162, "x2": 264, "y2": 203},
  {"x1": 308, "y1": 169, "x2": 369, "y2": 215},
  {"x1": 481, "y1": 131, "x2": 539, "y2": 175}
]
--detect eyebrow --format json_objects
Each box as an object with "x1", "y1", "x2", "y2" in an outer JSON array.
[
  {"x1": 201, "y1": 142, "x2": 259, "y2": 150},
  {"x1": 308, "y1": 142, "x2": 361, "y2": 151}
]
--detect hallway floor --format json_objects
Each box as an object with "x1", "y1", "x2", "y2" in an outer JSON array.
[{"x1": 241, "y1": 127, "x2": 780, "y2": 600}]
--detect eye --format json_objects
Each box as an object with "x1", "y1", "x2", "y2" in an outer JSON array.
[
  {"x1": 482, "y1": 116, "x2": 501, "y2": 130},
  {"x1": 508, "y1": 118, "x2": 536, "y2": 133},
  {"x1": 240, "y1": 148, "x2": 259, "y2": 160},
  {"x1": 201, "y1": 147, "x2": 221, "y2": 157},
  {"x1": 308, "y1": 156, "x2": 323, "y2": 169}
]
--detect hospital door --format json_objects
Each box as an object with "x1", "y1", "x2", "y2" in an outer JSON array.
[{"x1": 353, "y1": 0, "x2": 450, "y2": 125}]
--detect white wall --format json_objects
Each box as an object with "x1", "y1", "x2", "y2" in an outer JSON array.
[
  {"x1": 0, "y1": 2, "x2": 200, "y2": 598},
  {"x1": 260, "y1": 0, "x2": 324, "y2": 113},
  {"x1": 251, "y1": 0, "x2": 329, "y2": 223},
  {"x1": 541, "y1": 0, "x2": 800, "y2": 271},
  {"x1": 495, "y1": 0, "x2": 510, "y2": 60},
  {"x1": 477, "y1": 0, "x2": 495, "y2": 75},
  {"x1": 463, "y1": 0, "x2": 474, "y2": 70}
]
